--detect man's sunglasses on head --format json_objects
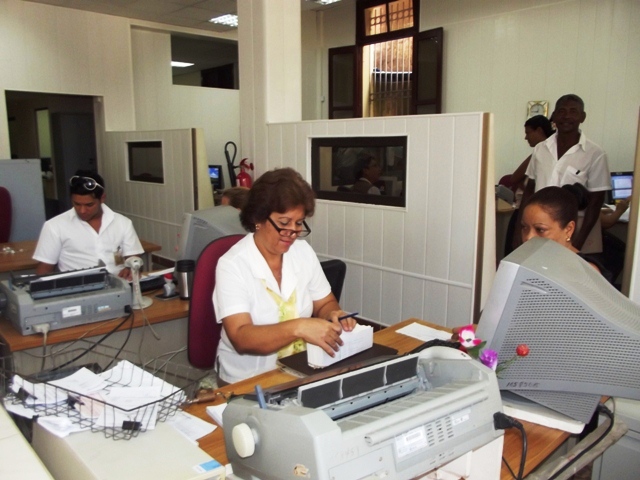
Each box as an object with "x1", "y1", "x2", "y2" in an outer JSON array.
[{"x1": 69, "y1": 176, "x2": 103, "y2": 191}]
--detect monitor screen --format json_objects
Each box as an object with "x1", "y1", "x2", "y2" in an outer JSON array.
[
  {"x1": 176, "y1": 206, "x2": 245, "y2": 261},
  {"x1": 208, "y1": 165, "x2": 223, "y2": 190},
  {"x1": 610, "y1": 171, "x2": 633, "y2": 202}
]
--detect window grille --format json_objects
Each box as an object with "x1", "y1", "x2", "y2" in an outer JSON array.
[
  {"x1": 364, "y1": 0, "x2": 414, "y2": 37},
  {"x1": 369, "y1": 37, "x2": 413, "y2": 117}
]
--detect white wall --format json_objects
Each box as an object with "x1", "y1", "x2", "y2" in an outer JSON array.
[
  {"x1": 308, "y1": 0, "x2": 640, "y2": 179},
  {"x1": 267, "y1": 113, "x2": 494, "y2": 328},
  {"x1": 0, "y1": 0, "x2": 241, "y2": 257},
  {"x1": 0, "y1": 0, "x2": 136, "y2": 158},
  {"x1": 130, "y1": 28, "x2": 240, "y2": 192}
]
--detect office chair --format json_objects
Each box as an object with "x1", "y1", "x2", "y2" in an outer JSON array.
[
  {"x1": 320, "y1": 259, "x2": 347, "y2": 303},
  {"x1": 498, "y1": 174, "x2": 518, "y2": 192},
  {"x1": 187, "y1": 234, "x2": 244, "y2": 370},
  {"x1": 0, "y1": 186, "x2": 11, "y2": 243}
]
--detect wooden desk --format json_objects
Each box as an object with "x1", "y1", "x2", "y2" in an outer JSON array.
[
  {"x1": 185, "y1": 318, "x2": 570, "y2": 479},
  {"x1": 0, "y1": 294, "x2": 188, "y2": 353},
  {"x1": 0, "y1": 239, "x2": 162, "y2": 274}
]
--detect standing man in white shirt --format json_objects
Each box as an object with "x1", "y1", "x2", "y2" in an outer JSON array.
[
  {"x1": 33, "y1": 170, "x2": 144, "y2": 279},
  {"x1": 518, "y1": 94, "x2": 611, "y2": 253}
]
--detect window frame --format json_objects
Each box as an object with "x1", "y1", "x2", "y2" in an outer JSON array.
[
  {"x1": 127, "y1": 140, "x2": 165, "y2": 184},
  {"x1": 356, "y1": 0, "x2": 420, "y2": 46},
  {"x1": 328, "y1": 45, "x2": 362, "y2": 119},
  {"x1": 311, "y1": 135, "x2": 408, "y2": 208}
]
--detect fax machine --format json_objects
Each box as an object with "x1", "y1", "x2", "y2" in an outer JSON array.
[
  {"x1": 224, "y1": 346, "x2": 504, "y2": 480},
  {"x1": 0, "y1": 269, "x2": 131, "y2": 335}
]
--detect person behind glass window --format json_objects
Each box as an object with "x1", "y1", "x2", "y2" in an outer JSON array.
[{"x1": 351, "y1": 155, "x2": 382, "y2": 195}]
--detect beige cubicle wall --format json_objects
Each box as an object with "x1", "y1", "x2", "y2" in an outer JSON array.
[
  {"x1": 100, "y1": 128, "x2": 212, "y2": 264},
  {"x1": 265, "y1": 113, "x2": 495, "y2": 330}
]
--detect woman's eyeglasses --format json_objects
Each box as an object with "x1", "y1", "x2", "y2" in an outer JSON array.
[
  {"x1": 266, "y1": 217, "x2": 311, "y2": 238},
  {"x1": 69, "y1": 176, "x2": 103, "y2": 191}
]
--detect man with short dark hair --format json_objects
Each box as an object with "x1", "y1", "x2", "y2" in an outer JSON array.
[
  {"x1": 520, "y1": 94, "x2": 611, "y2": 253},
  {"x1": 33, "y1": 170, "x2": 143, "y2": 279}
]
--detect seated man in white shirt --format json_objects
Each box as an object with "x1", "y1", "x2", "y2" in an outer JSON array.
[{"x1": 33, "y1": 170, "x2": 144, "y2": 280}]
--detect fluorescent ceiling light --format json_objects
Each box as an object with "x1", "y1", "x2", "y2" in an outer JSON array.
[
  {"x1": 310, "y1": 0, "x2": 342, "y2": 5},
  {"x1": 171, "y1": 61, "x2": 194, "y2": 68},
  {"x1": 209, "y1": 14, "x2": 238, "y2": 27}
]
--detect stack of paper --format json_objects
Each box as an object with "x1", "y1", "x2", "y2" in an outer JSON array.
[
  {"x1": 206, "y1": 403, "x2": 227, "y2": 427},
  {"x1": 501, "y1": 392, "x2": 585, "y2": 434},
  {"x1": 307, "y1": 324, "x2": 373, "y2": 369}
]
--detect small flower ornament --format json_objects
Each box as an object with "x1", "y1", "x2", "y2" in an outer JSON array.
[
  {"x1": 458, "y1": 325, "x2": 482, "y2": 348},
  {"x1": 455, "y1": 324, "x2": 529, "y2": 375}
]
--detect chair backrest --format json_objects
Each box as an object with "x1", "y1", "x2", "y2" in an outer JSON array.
[
  {"x1": 320, "y1": 259, "x2": 347, "y2": 303},
  {"x1": 499, "y1": 174, "x2": 520, "y2": 194},
  {"x1": 187, "y1": 234, "x2": 244, "y2": 369},
  {"x1": 0, "y1": 186, "x2": 12, "y2": 243}
]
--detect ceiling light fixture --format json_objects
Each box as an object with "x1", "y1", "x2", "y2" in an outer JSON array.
[
  {"x1": 308, "y1": 0, "x2": 342, "y2": 5},
  {"x1": 209, "y1": 14, "x2": 238, "y2": 27},
  {"x1": 171, "y1": 61, "x2": 194, "y2": 68}
]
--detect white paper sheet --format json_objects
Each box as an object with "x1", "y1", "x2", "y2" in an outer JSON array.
[
  {"x1": 396, "y1": 322, "x2": 452, "y2": 342},
  {"x1": 167, "y1": 410, "x2": 216, "y2": 442},
  {"x1": 205, "y1": 403, "x2": 227, "y2": 427},
  {"x1": 306, "y1": 324, "x2": 373, "y2": 368}
]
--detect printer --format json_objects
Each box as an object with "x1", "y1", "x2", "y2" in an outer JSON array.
[
  {"x1": 0, "y1": 269, "x2": 132, "y2": 335},
  {"x1": 223, "y1": 346, "x2": 504, "y2": 480}
]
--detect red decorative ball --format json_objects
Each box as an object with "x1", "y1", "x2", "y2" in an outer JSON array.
[{"x1": 516, "y1": 344, "x2": 530, "y2": 357}]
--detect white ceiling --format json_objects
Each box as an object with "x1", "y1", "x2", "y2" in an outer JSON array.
[{"x1": 22, "y1": 0, "x2": 348, "y2": 33}]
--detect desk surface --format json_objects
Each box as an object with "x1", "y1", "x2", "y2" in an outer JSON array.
[
  {"x1": 0, "y1": 294, "x2": 188, "y2": 352},
  {"x1": 185, "y1": 318, "x2": 570, "y2": 480},
  {"x1": 0, "y1": 239, "x2": 162, "y2": 273}
]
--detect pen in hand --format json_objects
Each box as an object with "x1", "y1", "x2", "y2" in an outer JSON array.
[{"x1": 337, "y1": 312, "x2": 359, "y2": 321}]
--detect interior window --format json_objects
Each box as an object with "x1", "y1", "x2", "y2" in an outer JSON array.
[
  {"x1": 311, "y1": 136, "x2": 407, "y2": 207},
  {"x1": 127, "y1": 141, "x2": 164, "y2": 184}
]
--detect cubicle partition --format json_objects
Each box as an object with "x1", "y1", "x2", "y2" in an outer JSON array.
[
  {"x1": 100, "y1": 128, "x2": 211, "y2": 265},
  {"x1": 265, "y1": 113, "x2": 495, "y2": 330},
  {"x1": 0, "y1": 159, "x2": 46, "y2": 242}
]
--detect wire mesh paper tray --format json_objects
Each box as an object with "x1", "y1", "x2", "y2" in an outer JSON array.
[{"x1": 1, "y1": 342, "x2": 207, "y2": 440}]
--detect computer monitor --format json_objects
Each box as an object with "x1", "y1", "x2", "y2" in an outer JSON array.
[
  {"x1": 176, "y1": 206, "x2": 245, "y2": 262},
  {"x1": 476, "y1": 237, "x2": 640, "y2": 423},
  {"x1": 208, "y1": 165, "x2": 224, "y2": 191},
  {"x1": 609, "y1": 171, "x2": 633, "y2": 203}
]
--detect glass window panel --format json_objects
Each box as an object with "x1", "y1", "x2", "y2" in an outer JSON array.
[
  {"x1": 364, "y1": 5, "x2": 388, "y2": 36},
  {"x1": 311, "y1": 136, "x2": 407, "y2": 207},
  {"x1": 332, "y1": 53, "x2": 355, "y2": 107},
  {"x1": 127, "y1": 141, "x2": 164, "y2": 184},
  {"x1": 416, "y1": 37, "x2": 438, "y2": 102},
  {"x1": 417, "y1": 104, "x2": 437, "y2": 115},
  {"x1": 332, "y1": 110, "x2": 356, "y2": 119},
  {"x1": 388, "y1": 0, "x2": 413, "y2": 31}
]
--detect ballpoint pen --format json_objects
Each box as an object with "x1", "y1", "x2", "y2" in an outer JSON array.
[{"x1": 337, "y1": 312, "x2": 359, "y2": 321}]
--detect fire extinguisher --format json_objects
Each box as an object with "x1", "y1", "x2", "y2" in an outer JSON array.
[{"x1": 236, "y1": 158, "x2": 254, "y2": 187}]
